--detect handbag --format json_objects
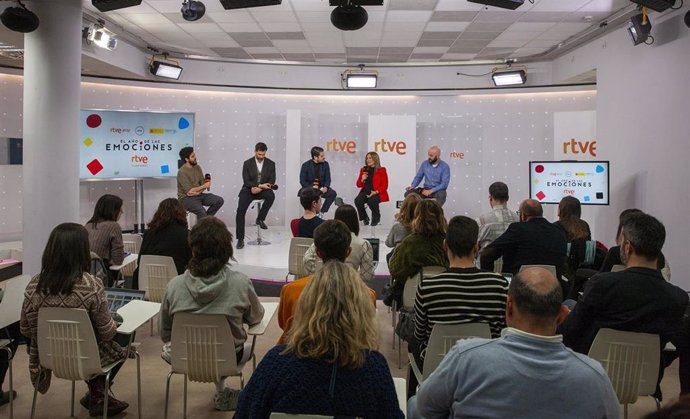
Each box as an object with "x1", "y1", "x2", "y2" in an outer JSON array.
[{"x1": 395, "y1": 308, "x2": 415, "y2": 343}]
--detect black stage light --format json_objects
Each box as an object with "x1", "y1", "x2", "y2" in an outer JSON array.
[
  {"x1": 628, "y1": 12, "x2": 652, "y2": 45},
  {"x1": 684, "y1": 10, "x2": 690, "y2": 28},
  {"x1": 1, "y1": 2, "x2": 39, "y2": 33},
  {"x1": 219, "y1": 0, "x2": 282, "y2": 10},
  {"x1": 467, "y1": 0, "x2": 525, "y2": 10},
  {"x1": 629, "y1": 0, "x2": 675, "y2": 13},
  {"x1": 329, "y1": 0, "x2": 383, "y2": 4},
  {"x1": 331, "y1": 4, "x2": 368, "y2": 31},
  {"x1": 91, "y1": 0, "x2": 143, "y2": 12},
  {"x1": 181, "y1": 0, "x2": 206, "y2": 21}
]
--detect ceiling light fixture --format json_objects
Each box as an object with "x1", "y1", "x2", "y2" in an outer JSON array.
[
  {"x1": 149, "y1": 55, "x2": 183, "y2": 80},
  {"x1": 491, "y1": 64, "x2": 527, "y2": 87},
  {"x1": 219, "y1": 0, "x2": 282, "y2": 9},
  {"x1": 628, "y1": 8, "x2": 653, "y2": 45},
  {"x1": 83, "y1": 21, "x2": 118, "y2": 51},
  {"x1": 91, "y1": 0, "x2": 143, "y2": 12},
  {"x1": 467, "y1": 0, "x2": 525, "y2": 10},
  {"x1": 181, "y1": 0, "x2": 206, "y2": 21},
  {"x1": 628, "y1": 0, "x2": 675, "y2": 13},
  {"x1": 342, "y1": 65, "x2": 378, "y2": 89},
  {"x1": 0, "y1": 0, "x2": 39, "y2": 33}
]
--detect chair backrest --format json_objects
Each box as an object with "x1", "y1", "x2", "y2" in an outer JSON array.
[
  {"x1": 170, "y1": 312, "x2": 239, "y2": 383},
  {"x1": 587, "y1": 328, "x2": 661, "y2": 405},
  {"x1": 89, "y1": 251, "x2": 109, "y2": 287},
  {"x1": 567, "y1": 240, "x2": 597, "y2": 267},
  {"x1": 270, "y1": 414, "x2": 333, "y2": 419},
  {"x1": 37, "y1": 307, "x2": 104, "y2": 381},
  {"x1": 288, "y1": 237, "x2": 314, "y2": 277},
  {"x1": 519, "y1": 264, "x2": 557, "y2": 277},
  {"x1": 138, "y1": 255, "x2": 177, "y2": 302},
  {"x1": 0, "y1": 274, "x2": 30, "y2": 329},
  {"x1": 421, "y1": 265, "x2": 446, "y2": 278},
  {"x1": 401, "y1": 273, "x2": 421, "y2": 311},
  {"x1": 290, "y1": 218, "x2": 300, "y2": 237},
  {"x1": 611, "y1": 264, "x2": 626, "y2": 272},
  {"x1": 122, "y1": 233, "x2": 142, "y2": 253},
  {"x1": 423, "y1": 322, "x2": 492, "y2": 380}
]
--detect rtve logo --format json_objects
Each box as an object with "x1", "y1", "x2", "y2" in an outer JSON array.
[
  {"x1": 373, "y1": 139, "x2": 407, "y2": 155},
  {"x1": 131, "y1": 154, "x2": 149, "y2": 164},
  {"x1": 562, "y1": 138, "x2": 597, "y2": 157}
]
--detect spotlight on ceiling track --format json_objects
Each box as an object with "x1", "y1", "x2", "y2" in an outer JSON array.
[
  {"x1": 491, "y1": 64, "x2": 527, "y2": 87},
  {"x1": 0, "y1": 0, "x2": 39, "y2": 33},
  {"x1": 150, "y1": 55, "x2": 183, "y2": 80},
  {"x1": 342, "y1": 65, "x2": 378, "y2": 89},
  {"x1": 91, "y1": 0, "x2": 143, "y2": 12},
  {"x1": 628, "y1": 0, "x2": 675, "y2": 13},
  {"x1": 467, "y1": 0, "x2": 524, "y2": 10},
  {"x1": 219, "y1": 0, "x2": 282, "y2": 10},
  {"x1": 329, "y1": 1, "x2": 382, "y2": 31},
  {"x1": 181, "y1": 0, "x2": 206, "y2": 21},
  {"x1": 628, "y1": 8, "x2": 653, "y2": 45},
  {"x1": 83, "y1": 22, "x2": 118, "y2": 51}
]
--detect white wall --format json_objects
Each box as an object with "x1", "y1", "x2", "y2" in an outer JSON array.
[{"x1": 553, "y1": 8, "x2": 690, "y2": 289}]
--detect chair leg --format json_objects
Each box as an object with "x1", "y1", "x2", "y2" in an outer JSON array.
[
  {"x1": 240, "y1": 373, "x2": 245, "y2": 389},
  {"x1": 624, "y1": 403, "x2": 628, "y2": 419},
  {"x1": 164, "y1": 371, "x2": 173, "y2": 419},
  {"x1": 103, "y1": 371, "x2": 113, "y2": 419},
  {"x1": 30, "y1": 369, "x2": 43, "y2": 419},
  {"x1": 70, "y1": 380, "x2": 76, "y2": 418},
  {"x1": 183, "y1": 374, "x2": 188, "y2": 419},
  {"x1": 136, "y1": 350, "x2": 142, "y2": 419},
  {"x1": 3, "y1": 347, "x2": 13, "y2": 419}
]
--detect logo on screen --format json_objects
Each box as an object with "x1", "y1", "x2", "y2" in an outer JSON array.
[
  {"x1": 135, "y1": 126, "x2": 145, "y2": 136},
  {"x1": 325, "y1": 139, "x2": 357, "y2": 154},
  {"x1": 562, "y1": 139, "x2": 597, "y2": 157},
  {"x1": 373, "y1": 139, "x2": 407, "y2": 155}
]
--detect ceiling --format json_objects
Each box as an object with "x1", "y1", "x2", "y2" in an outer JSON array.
[{"x1": 0, "y1": 0, "x2": 635, "y2": 73}]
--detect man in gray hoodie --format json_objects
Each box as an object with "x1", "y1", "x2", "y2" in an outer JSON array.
[{"x1": 160, "y1": 216, "x2": 264, "y2": 411}]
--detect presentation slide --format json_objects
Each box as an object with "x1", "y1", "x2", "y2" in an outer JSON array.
[
  {"x1": 79, "y1": 110, "x2": 194, "y2": 179},
  {"x1": 529, "y1": 161, "x2": 609, "y2": 205}
]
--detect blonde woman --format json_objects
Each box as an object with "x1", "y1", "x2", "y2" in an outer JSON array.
[
  {"x1": 354, "y1": 151, "x2": 389, "y2": 226},
  {"x1": 235, "y1": 261, "x2": 403, "y2": 419}
]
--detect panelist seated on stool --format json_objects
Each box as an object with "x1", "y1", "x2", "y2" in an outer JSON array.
[
  {"x1": 177, "y1": 147, "x2": 224, "y2": 219},
  {"x1": 248, "y1": 200, "x2": 271, "y2": 246},
  {"x1": 299, "y1": 146, "x2": 338, "y2": 215},
  {"x1": 236, "y1": 142, "x2": 276, "y2": 250}
]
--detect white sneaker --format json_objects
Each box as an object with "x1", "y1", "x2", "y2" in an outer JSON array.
[{"x1": 213, "y1": 388, "x2": 240, "y2": 411}]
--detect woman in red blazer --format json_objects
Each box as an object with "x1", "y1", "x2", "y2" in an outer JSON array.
[{"x1": 355, "y1": 151, "x2": 389, "y2": 226}]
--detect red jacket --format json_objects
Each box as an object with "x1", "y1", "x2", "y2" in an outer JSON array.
[{"x1": 356, "y1": 167, "x2": 389, "y2": 202}]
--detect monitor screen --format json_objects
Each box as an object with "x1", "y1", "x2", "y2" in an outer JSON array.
[{"x1": 529, "y1": 161, "x2": 609, "y2": 205}]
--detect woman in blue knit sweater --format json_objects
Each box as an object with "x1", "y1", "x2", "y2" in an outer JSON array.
[{"x1": 234, "y1": 260, "x2": 404, "y2": 419}]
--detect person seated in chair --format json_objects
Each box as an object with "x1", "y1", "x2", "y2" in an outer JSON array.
[{"x1": 160, "y1": 217, "x2": 264, "y2": 411}]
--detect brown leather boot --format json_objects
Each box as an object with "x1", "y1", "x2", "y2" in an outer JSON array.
[{"x1": 87, "y1": 378, "x2": 129, "y2": 417}]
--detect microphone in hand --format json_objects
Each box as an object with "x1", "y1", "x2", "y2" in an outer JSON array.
[
  {"x1": 271, "y1": 184, "x2": 279, "y2": 190},
  {"x1": 205, "y1": 173, "x2": 211, "y2": 191}
]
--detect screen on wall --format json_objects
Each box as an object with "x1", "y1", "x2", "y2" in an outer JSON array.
[
  {"x1": 529, "y1": 161, "x2": 609, "y2": 205},
  {"x1": 79, "y1": 110, "x2": 194, "y2": 179}
]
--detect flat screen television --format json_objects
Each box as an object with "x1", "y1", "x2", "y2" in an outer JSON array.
[
  {"x1": 529, "y1": 161, "x2": 609, "y2": 205},
  {"x1": 80, "y1": 110, "x2": 195, "y2": 179}
]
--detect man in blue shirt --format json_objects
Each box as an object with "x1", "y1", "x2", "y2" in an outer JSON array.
[
  {"x1": 299, "y1": 146, "x2": 337, "y2": 214},
  {"x1": 406, "y1": 145, "x2": 450, "y2": 207}
]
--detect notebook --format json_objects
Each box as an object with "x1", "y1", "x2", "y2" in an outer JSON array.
[{"x1": 105, "y1": 287, "x2": 145, "y2": 314}]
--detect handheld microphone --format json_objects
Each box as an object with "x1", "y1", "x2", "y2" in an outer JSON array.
[
  {"x1": 205, "y1": 173, "x2": 211, "y2": 191},
  {"x1": 271, "y1": 184, "x2": 279, "y2": 190}
]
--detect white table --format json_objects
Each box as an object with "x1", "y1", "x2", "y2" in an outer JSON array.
[
  {"x1": 246, "y1": 301, "x2": 278, "y2": 369},
  {"x1": 393, "y1": 377, "x2": 406, "y2": 417},
  {"x1": 109, "y1": 253, "x2": 138, "y2": 271}
]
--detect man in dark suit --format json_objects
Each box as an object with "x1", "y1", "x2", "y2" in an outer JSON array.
[
  {"x1": 299, "y1": 146, "x2": 337, "y2": 214},
  {"x1": 235, "y1": 142, "x2": 276, "y2": 249},
  {"x1": 559, "y1": 212, "x2": 688, "y2": 355},
  {"x1": 480, "y1": 199, "x2": 568, "y2": 290}
]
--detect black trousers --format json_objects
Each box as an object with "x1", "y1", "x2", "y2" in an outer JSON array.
[
  {"x1": 0, "y1": 322, "x2": 21, "y2": 391},
  {"x1": 354, "y1": 192, "x2": 380, "y2": 223},
  {"x1": 236, "y1": 188, "x2": 275, "y2": 241}
]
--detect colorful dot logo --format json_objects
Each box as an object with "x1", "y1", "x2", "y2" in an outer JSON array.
[
  {"x1": 83, "y1": 137, "x2": 93, "y2": 147},
  {"x1": 86, "y1": 114, "x2": 102, "y2": 128},
  {"x1": 536, "y1": 191, "x2": 546, "y2": 201},
  {"x1": 178, "y1": 117, "x2": 190, "y2": 130},
  {"x1": 86, "y1": 159, "x2": 104, "y2": 175},
  {"x1": 534, "y1": 164, "x2": 544, "y2": 173},
  {"x1": 595, "y1": 165, "x2": 605, "y2": 173}
]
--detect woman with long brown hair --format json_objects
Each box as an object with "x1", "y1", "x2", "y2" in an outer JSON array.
[{"x1": 354, "y1": 151, "x2": 389, "y2": 226}]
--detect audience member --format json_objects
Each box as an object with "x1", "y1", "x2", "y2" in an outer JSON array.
[
  {"x1": 0, "y1": 318, "x2": 21, "y2": 406},
  {"x1": 85, "y1": 194, "x2": 124, "y2": 285},
  {"x1": 554, "y1": 196, "x2": 591, "y2": 241},
  {"x1": 409, "y1": 215, "x2": 508, "y2": 394},
  {"x1": 20, "y1": 223, "x2": 130, "y2": 416},
  {"x1": 303, "y1": 204, "x2": 375, "y2": 282},
  {"x1": 559, "y1": 212, "x2": 688, "y2": 355},
  {"x1": 386, "y1": 193, "x2": 422, "y2": 249},
  {"x1": 235, "y1": 260, "x2": 404, "y2": 419},
  {"x1": 159, "y1": 217, "x2": 264, "y2": 411},
  {"x1": 480, "y1": 199, "x2": 568, "y2": 292},
  {"x1": 278, "y1": 220, "x2": 376, "y2": 340},
  {"x1": 297, "y1": 188, "x2": 324, "y2": 238},
  {"x1": 409, "y1": 267, "x2": 620, "y2": 419},
  {"x1": 476, "y1": 181, "x2": 519, "y2": 251},
  {"x1": 388, "y1": 199, "x2": 449, "y2": 306},
  {"x1": 132, "y1": 198, "x2": 191, "y2": 289}
]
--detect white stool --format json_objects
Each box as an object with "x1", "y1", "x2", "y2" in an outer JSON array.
[
  {"x1": 186, "y1": 212, "x2": 197, "y2": 230},
  {"x1": 248, "y1": 199, "x2": 270, "y2": 246}
]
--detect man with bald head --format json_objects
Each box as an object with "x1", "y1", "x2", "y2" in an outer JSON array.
[
  {"x1": 480, "y1": 199, "x2": 568, "y2": 290},
  {"x1": 408, "y1": 267, "x2": 620, "y2": 419},
  {"x1": 406, "y1": 145, "x2": 450, "y2": 207}
]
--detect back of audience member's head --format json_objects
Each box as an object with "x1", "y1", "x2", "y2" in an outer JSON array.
[
  {"x1": 489, "y1": 182, "x2": 510, "y2": 203},
  {"x1": 620, "y1": 212, "x2": 665, "y2": 261},
  {"x1": 615, "y1": 208, "x2": 644, "y2": 240},
  {"x1": 313, "y1": 220, "x2": 352, "y2": 262},
  {"x1": 398, "y1": 194, "x2": 422, "y2": 229},
  {"x1": 179, "y1": 146, "x2": 194, "y2": 161},
  {"x1": 148, "y1": 198, "x2": 187, "y2": 232},
  {"x1": 188, "y1": 217, "x2": 233, "y2": 278},
  {"x1": 643, "y1": 395, "x2": 690, "y2": 419},
  {"x1": 299, "y1": 188, "x2": 321, "y2": 211},
  {"x1": 508, "y1": 267, "x2": 563, "y2": 327},
  {"x1": 334, "y1": 204, "x2": 359, "y2": 236},
  {"x1": 446, "y1": 216, "x2": 479, "y2": 258},
  {"x1": 519, "y1": 199, "x2": 543, "y2": 219},
  {"x1": 39, "y1": 223, "x2": 91, "y2": 295},
  {"x1": 558, "y1": 196, "x2": 582, "y2": 220},
  {"x1": 284, "y1": 260, "x2": 378, "y2": 368},
  {"x1": 87, "y1": 194, "x2": 123, "y2": 226},
  {"x1": 411, "y1": 199, "x2": 447, "y2": 237}
]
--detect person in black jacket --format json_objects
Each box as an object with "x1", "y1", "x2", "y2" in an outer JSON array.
[
  {"x1": 132, "y1": 198, "x2": 191, "y2": 289},
  {"x1": 299, "y1": 146, "x2": 337, "y2": 214},
  {"x1": 235, "y1": 142, "x2": 277, "y2": 249}
]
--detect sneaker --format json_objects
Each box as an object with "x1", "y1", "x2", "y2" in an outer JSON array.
[
  {"x1": 79, "y1": 392, "x2": 89, "y2": 410},
  {"x1": 213, "y1": 388, "x2": 240, "y2": 411},
  {"x1": 334, "y1": 197, "x2": 344, "y2": 207}
]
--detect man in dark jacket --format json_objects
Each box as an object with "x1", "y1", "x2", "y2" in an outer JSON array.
[
  {"x1": 235, "y1": 142, "x2": 276, "y2": 249},
  {"x1": 299, "y1": 146, "x2": 337, "y2": 214}
]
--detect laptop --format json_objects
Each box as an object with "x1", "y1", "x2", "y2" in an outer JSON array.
[{"x1": 105, "y1": 287, "x2": 145, "y2": 314}]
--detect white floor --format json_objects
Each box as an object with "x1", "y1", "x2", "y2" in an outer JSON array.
[{"x1": 232, "y1": 226, "x2": 392, "y2": 282}]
